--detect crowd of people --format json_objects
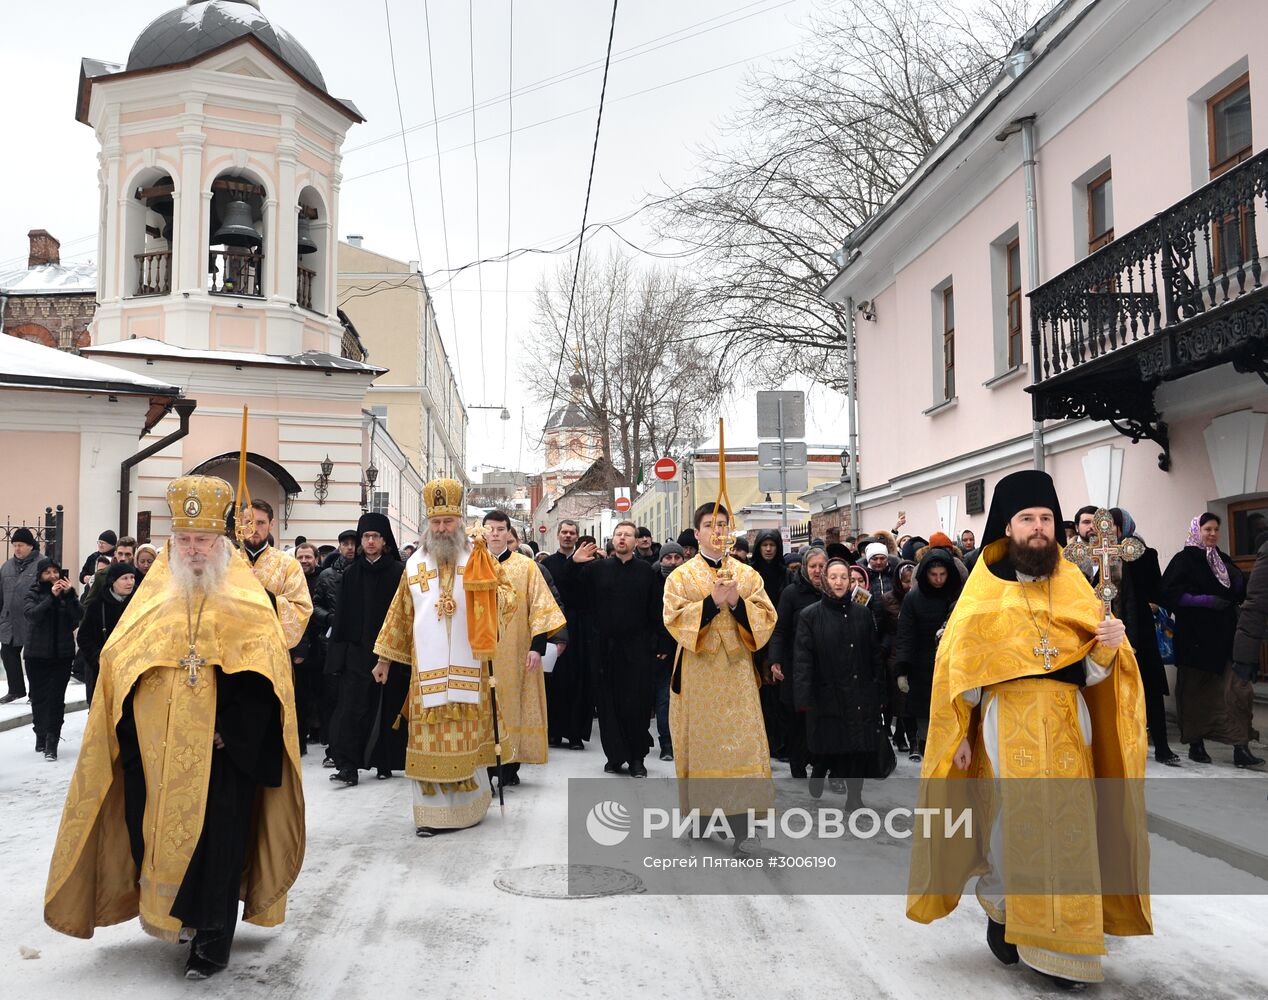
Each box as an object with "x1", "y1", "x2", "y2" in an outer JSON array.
[{"x1": 0, "y1": 469, "x2": 1263, "y2": 986}]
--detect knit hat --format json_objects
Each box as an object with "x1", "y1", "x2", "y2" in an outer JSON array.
[
  {"x1": 107, "y1": 561, "x2": 138, "y2": 586},
  {"x1": 10, "y1": 526, "x2": 36, "y2": 547},
  {"x1": 676, "y1": 529, "x2": 697, "y2": 549},
  {"x1": 928, "y1": 531, "x2": 955, "y2": 550},
  {"x1": 98, "y1": 529, "x2": 117, "y2": 546},
  {"x1": 658, "y1": 541, "x2": 684, "y2": 560},
  {"x1": 864, "y1": 542, "x2": 888, "y2": 559}
]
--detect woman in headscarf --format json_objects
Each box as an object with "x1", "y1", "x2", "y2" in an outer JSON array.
[
  {"x1": 1161, "y1": 513, "x2": 1258, "y2": 766},
  {"x1": 769, "y1": 545, "x2": 827, "y2": 780},
  {"x1": 792, "y1": 557, "x2": 887, "y2": 807},
  {"x1": 750, "y1": 530, "x2": 789, "y2": 759},
  {"x1": 1109, "y1": 509, "x2": 1179, "y2": 765}
]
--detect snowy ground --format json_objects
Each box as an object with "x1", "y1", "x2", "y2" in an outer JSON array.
[{"x1": 2, "y1": 709, "x2": 1266, "y2": 1000}]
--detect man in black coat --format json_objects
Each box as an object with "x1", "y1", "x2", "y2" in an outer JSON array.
[
  {"x1": 541, "y1": 519, "x2": 593, "y2": 749},
  {"x1": 313, "y1": 528, "x2": 357, "y2": 765},
  {"x1": 24, "y1": 557, "x2": 83, "y2": 759},
  {"x1": 558, "y1": 521, "x2": 662, "y2": 776},
  {"x1": 291, "y1": 542, "x2": 326, "y2": 754},
  {"x1": 326, "y1": 515, "x2": 406, "y2": 785}
]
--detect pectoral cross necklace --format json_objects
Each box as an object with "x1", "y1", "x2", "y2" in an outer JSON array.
[
  {"x1": 182, "y1": 594, "x2": 209, "y2": 686},
  {"x1": 1019, "y1": 577, "x2": 1059, "y2": 671}
]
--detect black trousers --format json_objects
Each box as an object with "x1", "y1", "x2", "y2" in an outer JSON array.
[
  {"x1": 1, "y1": 643, "x2": 26, "y2": 698},
  {"x1": 27, "y1": 657, "x2": 71, "y2": 738}
]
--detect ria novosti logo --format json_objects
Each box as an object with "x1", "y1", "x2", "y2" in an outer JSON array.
[{"x1": 585, "y1": 800, "x2": 632, "y2": 846}]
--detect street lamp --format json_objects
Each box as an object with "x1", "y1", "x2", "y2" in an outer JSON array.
[
  {"x1": 360, "y1": 460, "x2": 379, "y2": 512},
  {"x1": 314, "y1": 454, "x2": 333, "y2": 505},
  {"x1": 839, "y1": 448, "x2": 851, "y2": 481},
  {"x1": 469, "y1": 404, "x2": 511, "y2": 421}
]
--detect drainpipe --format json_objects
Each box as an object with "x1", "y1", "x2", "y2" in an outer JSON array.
[
  {"x1": 1019, "y1": 115, "x2": 1046, "y2": 471},
  {"x1": 119, "y1": 398, "x2": 197, "y2": 535},
  {"x1": 845, "y1": 296, "x2": 861, "y2": 533}
]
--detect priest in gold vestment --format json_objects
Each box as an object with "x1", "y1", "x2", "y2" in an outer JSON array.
[
  {"x1": 480, "y1": 509, "x2": 565, "y2": 783},
  {"x1": 907, "y1": 470, "x2": 1151, "y2": 989},
  {"x1": 240, "y1": 498, "x2": 313, "y2": 649},
  {"x1": 663, "y1": 504, "x2": 777, "y2": 835},
  {"x1": 373, "y1": 480, "x2": 517, "y2": 835},
  {"x1": 45, "y1": 475, "x2": 304, "y2": 980}
]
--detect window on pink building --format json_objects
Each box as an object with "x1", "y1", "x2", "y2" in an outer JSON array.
[
  {"x1": 1208, "y1": 74, "x2": 1252, "y2": 271},
  {"x1": 1087, "y1": 171, "x2": 1114, "y2": 254},
  {"x1": 942, "y1": 286, "x2": 956, "y2": 400},
  {"x1": 1006, "y1": 239, "x2": 1023, "y2": 368}
]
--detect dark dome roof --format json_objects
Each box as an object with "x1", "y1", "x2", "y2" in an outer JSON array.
[
  {"x1": 545, "y1": 402, "x2": 591, "y2": 431},
  {"x1": 127, "y1": 1, "x2": 326, "y2": 92}
]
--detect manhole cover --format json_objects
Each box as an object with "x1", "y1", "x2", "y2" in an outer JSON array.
[{"x1": 493, "y1": 864, "x2": 644, "y2": 899}]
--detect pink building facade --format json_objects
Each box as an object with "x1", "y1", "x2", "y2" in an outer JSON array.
[{"x1": 824, "y1": 0, "x2": 1268, "y2": 579}]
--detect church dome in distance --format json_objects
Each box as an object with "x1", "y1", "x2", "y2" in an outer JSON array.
[{"x1": 126, "y1": 0, "x2": 327, "y2": 92}]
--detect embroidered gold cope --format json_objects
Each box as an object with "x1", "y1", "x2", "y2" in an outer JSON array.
[
  {"x1": 249, "y1": 544, "x2": 313, "y2": 649},
  {"x1": 44, "y1": 544, "x2": 304, "y2": 941},
  {"x1": 662, "y1": 554, "x2": 778, "y2": 817},
  {"x1": 488, "y1": 551, "x2": 566, "y2": 764}
]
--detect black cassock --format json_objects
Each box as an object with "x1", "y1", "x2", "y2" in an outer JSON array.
[
  {"x1": 561, "y1": 555, "x2": 662, "y2": 767},
  {"x1": 326, "y1": 555, "x2": 407, "y2": 772},
  {"x1": 541, "y1": 550, "x2": 593, "y2": 745},
  {"x1": 117, "y1": 668, "x2": 282, "y2": 968}
]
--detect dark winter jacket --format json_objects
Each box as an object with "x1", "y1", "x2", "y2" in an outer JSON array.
[
  {"x1": 312, "y1": 554, "x2": 353, "y2": 639},
  {"x1": 772, "y1": 571, "x2": 827, "y2": 707},
  {"x1": 895, "y1": 548, "x2": 964, "y2": 719},
  {"x1": 0, "y1": 548, "x2": 41, "y2": 646},
  {"x1": 877, "y1": 560, "x2": 917, "y2": 669},
  {"x1": 1113, "y1": 543, "x2": 1166, "y2": 688},
  {"x1": 77, "y1": 588, "x2": 132, "y2": 667},
  {"x1": 24, "y1": 562, "x2": 83, "y2": 660},
  {"x1": 750, "y1": 530, "x2": 789, "y2": 608},
  {"x1": 793, "y1": 592, "x2": 887, "y2": 755},
  {"x1": 293, "y1": 568, "x2": 325, "y2": 664},
  {"x1": 1161, "y1": 545, "x2": 1245, "y2": 673},
  {"x1": 1231, "y1": 536, "x2": 1268, "y2": 670}
]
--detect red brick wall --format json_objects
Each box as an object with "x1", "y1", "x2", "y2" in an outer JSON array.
[{"x1": 3, "y1": 293, "x2": 96, "y2": 351}]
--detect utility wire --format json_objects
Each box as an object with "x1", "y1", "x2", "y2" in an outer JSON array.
[
  {"x1": 502, "y1": 0, "x2": 515, "y2": 409},
  {"x1": 422, "y1": 0, "x2": 465, "y2": 396},
  {"x1": 536, "y1": 0, "x2": 620, "y2": 450},
  {"x1": 382, "y1": 0, "x2": 425, "y2": 272},
  {"x1": 468, "y1": 0, "x2": 488, "y2": 401}
]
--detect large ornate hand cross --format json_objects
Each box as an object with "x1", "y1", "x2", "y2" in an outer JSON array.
[{"x1": 1064, "y1": 508, "x2": 1144, "y2": 618}]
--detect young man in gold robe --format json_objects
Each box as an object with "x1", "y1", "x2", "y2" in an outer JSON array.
[
  {"x1": 241, "y1": 498, "x2": 312, "y2": 649},
  {"x1": 662, "y1": 503, "x2": 778, "y2": 842},
  {"x1": 44, "y1": 475, "x2": 304, "y2": 980},
  {"x1": 372, "y1": 479, "x2": 516, "y2": 835},
  {"x1": 907, "y1": 470, "x2": 1152, "y2": 989},
  {"x1": 480, "y1": 508, "x2": 565, "y2": 785}
]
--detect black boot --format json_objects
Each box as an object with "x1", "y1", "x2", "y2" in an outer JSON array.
[
  {"x1": 35, "y1": 732, "x2": 45, "y2": 754},
  {"x1": 44, "y1": 731, "x2": 60, "y2": 761},
  {"x1": 330, "y1": 767, "x2": 358, "y2": 786},
  {"x1": 1154, "y1": 747, "x2": 1181, "y2": 766},
  {"x1": 1188, "y1": 740, "x2": 1212, "y2": 764},
  {"x1": 986, "y1": 917, "x2": 1018, "y2": 965},
  {"x1": 808, "y1": 764, "x2": 826, "y2": 799},
  {"x1": 1234, "y1": 744, "x2": 1265, "y2": 768}
]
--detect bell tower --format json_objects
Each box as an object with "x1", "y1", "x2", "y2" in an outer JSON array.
[{"x1": 77, "y1": 0, "x2": 363, "y2": 356}]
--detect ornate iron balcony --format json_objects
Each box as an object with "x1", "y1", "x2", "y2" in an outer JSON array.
[{"x1": 1028, "y1": 148, "x2": 1268, "y2": 470}]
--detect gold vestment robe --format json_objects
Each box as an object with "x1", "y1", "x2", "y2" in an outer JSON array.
[
  {"x1": 45, "y1": 545, "x2": 304, "y2": 941},
  {"x1": 490, "y1": 551, "x2": 565, "y2": 765},
  {"x1": 250, "y1": 544, "x2": 313, "y2": 649},
  {"x1": 906, "y1": 538, "x2": 1152, "y2": 974},
  {"x1": 662, "y1": 555, "x2": 778, "y2": 816},
  {"x1": 374, "y1": 559, "x2": 516, "y2": 828}
]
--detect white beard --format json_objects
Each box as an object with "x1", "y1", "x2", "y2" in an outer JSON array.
[
  {"x1": 421, "y1": 527, "x2": 470, "y2": 567},
  {"x1": 168, "y1": 537, "x2": 232, "y2": 599}
]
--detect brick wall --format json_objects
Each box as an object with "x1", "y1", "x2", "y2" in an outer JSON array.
[{"x1": 3, "y1": 293, "x2": 96, "y2": 351}]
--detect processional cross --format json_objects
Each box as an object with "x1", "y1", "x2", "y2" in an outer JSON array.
[{"x1": 1063, "y1": 508, "x2": 1145, "y2": 618}]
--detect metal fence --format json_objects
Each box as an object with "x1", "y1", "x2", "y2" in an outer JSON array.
[{"x1": 1, "y1": 506, "x2": 64, "y2": 563}]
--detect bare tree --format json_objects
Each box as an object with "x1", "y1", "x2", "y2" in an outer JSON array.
[
  {"x1": 526, "y1": 249, "x2": 720, "y2": 491},
  {"x1": 658, "y1": 0, "x2": 1040, "y2": 389}
]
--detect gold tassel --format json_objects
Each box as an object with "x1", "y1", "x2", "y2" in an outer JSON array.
[{"x1": 391, "y1": 714, "x2": 403, "y2": 731}]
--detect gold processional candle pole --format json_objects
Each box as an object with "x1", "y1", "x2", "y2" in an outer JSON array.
[
  {"x1": 234, "y1": 406, "x2": 253, "y2": 546},
  {"x1": 712, "y1": 418, "x2": 739, "y2": 582}
]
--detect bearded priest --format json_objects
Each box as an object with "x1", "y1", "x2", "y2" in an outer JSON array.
[
  {"x1": 906, "y1": 470, "x2": 1151, "y2": 990},
  {"x1": 45, "y1": 475, "x2": 303, "y2": 980},
  {"x1": 372, "y1": 479, "x2": 517, "y2": 836}
]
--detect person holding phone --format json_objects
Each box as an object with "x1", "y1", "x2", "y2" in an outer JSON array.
[{"x1": 23, "y1": 557, "x2": 83, "y2": 759}]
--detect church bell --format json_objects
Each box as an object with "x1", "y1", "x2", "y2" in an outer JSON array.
[
  {"x1": 296, "y1": 214, "x2": 318, "y2": 255},
  {"x1": 213, "y1": 198, "x2": 263, "y2": 248}
]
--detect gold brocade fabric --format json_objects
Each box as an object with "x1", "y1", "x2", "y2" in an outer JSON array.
[
  {"x1": 250, "y1": 545, "x2": 313, "y2": 650},
  {"x1": 44, "y1": 545, "x2": 305, "y2": 940},
  {"x1": 374, "y1": 569, "x2": 517, "y2": 785},
  {"x1": 663, "y1": 556, "x2": 778, "y2": 816},
  {"x1": 905, "y1": 538, "x2": 1152, "y2": 943},
  {"x1": 490, "y1": 552, "x2": 565, "y2": 765}
]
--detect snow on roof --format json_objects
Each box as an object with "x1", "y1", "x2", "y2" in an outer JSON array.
[
  {"x1": 83, "y1": 337, "x2": 385, "y2": 374},
  {"x1": 0, "y1": 334, "x2": 179, "y2": 394},
  {"x1": 0, "y1": 261, "x2": 97, "y2": 295}
]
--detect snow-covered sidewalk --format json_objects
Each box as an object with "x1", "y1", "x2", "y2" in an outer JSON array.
[{"x1": 4, "y1": 712, "x2": 1267, "y2": 999}]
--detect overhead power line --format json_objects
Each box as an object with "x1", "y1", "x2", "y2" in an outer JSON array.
[
  {"x1": 382, "y1": 0, "x2": 425, "y2": 272},
  {"x1": 468, "y1": 0, "x2": 488, "y2": 400}
]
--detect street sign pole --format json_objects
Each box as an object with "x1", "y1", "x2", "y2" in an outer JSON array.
[{"x1": 778, "y1": 397, "x2": 788, "y2": 531}]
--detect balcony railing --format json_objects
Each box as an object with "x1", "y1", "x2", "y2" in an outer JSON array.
[
  {"x1": 297, "y1": 265, "x2": 316, "y2": 311},
  {"x1": 208, "y1": 248, "x2": 264, "y2": 297},
  {"x1": 134, "y1": 250, "x2": 172, "y2": 296},
  {"x1": 1029, "y1": 148, "x2": 1268, "y2": 470}
]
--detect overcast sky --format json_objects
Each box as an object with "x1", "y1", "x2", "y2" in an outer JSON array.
[{"x1": 0, "y1": 0, "x2": 835, "y2": 474}]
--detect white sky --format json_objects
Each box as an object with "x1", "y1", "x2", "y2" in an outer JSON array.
[{"x1": 0, "y1": 0, "x2": 833, "y2": 474}]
